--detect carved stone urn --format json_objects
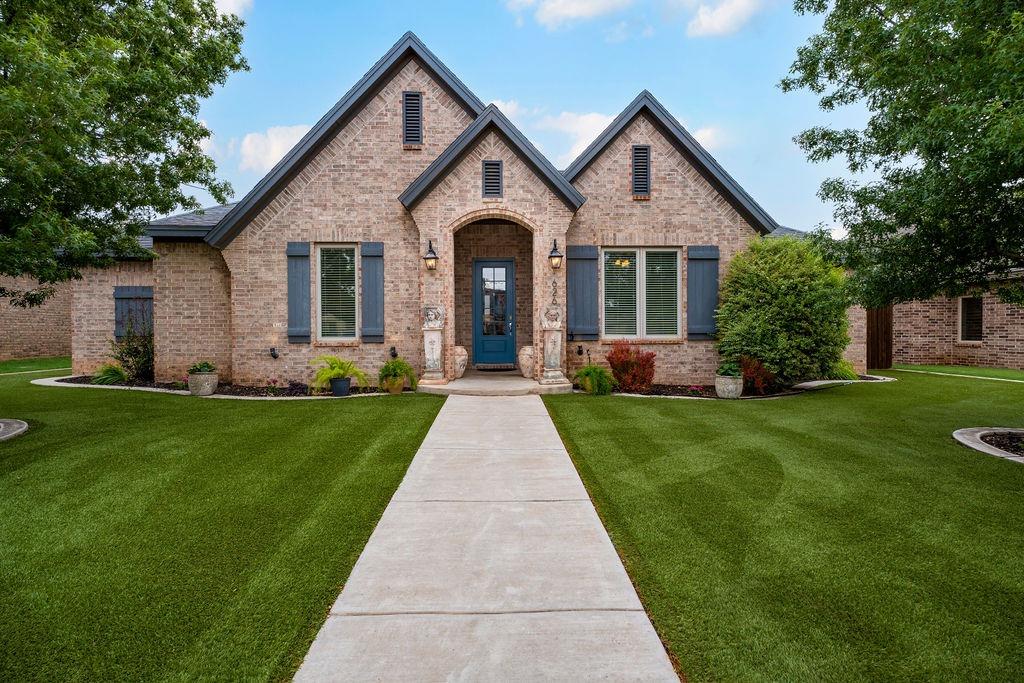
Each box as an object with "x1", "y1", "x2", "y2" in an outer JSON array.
[
  {"x1": 518, "y1": 346, "x2": 534, "y2": 378},
  {"x1": 453, "y1": 346, "x2": 468, "y2": 379}
]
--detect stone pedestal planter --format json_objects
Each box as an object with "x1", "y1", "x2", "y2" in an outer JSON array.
[
  {"x1": 518, "y1": 346, "x2": 534, "y2": 378},
  {"x1": 453, "y1": 346, "x2": 468, "y2": 379},
  {"x1": 421, "y1": 305, "x2": 445, "y2": 385},
  {"x1": 188, "y1": 372, "x2": 218, "y2": 396},
  {"x1": 714, "y1": 375, "x2": 743, "y2": 399}
]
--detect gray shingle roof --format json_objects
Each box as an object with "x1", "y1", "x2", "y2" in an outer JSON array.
[
  {"x1": 147, "y1": 203, "x2": 237, "y2": 238},
  {"x1": 766, "y1": 225, "x2": 808, "y2": 239}
]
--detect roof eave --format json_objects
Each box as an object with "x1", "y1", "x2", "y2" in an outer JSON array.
[
  {"x1": 205, "y1": 32, "x2": 487, "y2": 249},
  {"x1": 562, "y1": 90, "x2": 780, "y2": 235},
  {"x1": 399, "y1": 106, "x2": 586, "y2": 212}
]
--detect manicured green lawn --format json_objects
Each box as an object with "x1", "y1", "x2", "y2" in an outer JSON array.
[
  {"x1": 0, "y1": 372, "x2": 444, "y2": 681},
  {"x1": 892, "y1": 363, "x2": 1024, "y2": 381},
  {"x1": 545, "y1": 373, "x2": 1024, "y2": 681},
  {"x1": 0, "y1": 356, "x2": 71, "y2": 374}
]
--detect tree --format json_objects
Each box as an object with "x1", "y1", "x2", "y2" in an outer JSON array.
[
  {"x1": 0, "y1": 0, "x2": 247, "y2": 306},
  {"x1": 781, "y1": 0, "x2": 1024, "y2": 307},
  {"x1": 716, "y1": 237, "x2": 850, "y2": 385}
]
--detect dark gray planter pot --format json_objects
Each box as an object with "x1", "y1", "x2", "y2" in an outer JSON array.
[{"x1": 329, "y1": 377, "x2": 352, "y2": 397}]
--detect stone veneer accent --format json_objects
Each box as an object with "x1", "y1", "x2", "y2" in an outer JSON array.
[
  {"x1": 71, "y1": 261, "x2": 153, "y2": 376},
  {"x1": 894, "y1": 295, "x2": 1024, "y2": 369},
  {"x1": 454, "y1": 220, "x2": 534, "y2": 363},
  {"x1": 0, "y1": 276, "x2": 71, "y2": 361},
  {"x1": 153, "y1": 241, "x2": 233, "y2": 382}
]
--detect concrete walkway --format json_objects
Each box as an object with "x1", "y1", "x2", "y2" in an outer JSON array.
[{"x1": 295, "y1": 395, "x2": 677, "y2": 681}]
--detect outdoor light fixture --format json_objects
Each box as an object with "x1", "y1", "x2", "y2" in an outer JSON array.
[
  {"x1": 423, "y1": 240, "x2": 438, "y2": 270},
  {"x1": 548, "y1": 239, "x2": 564, "y2": 269},
  {"x1": 269, "y1": 347, "x2": 279, "y2": 359}
]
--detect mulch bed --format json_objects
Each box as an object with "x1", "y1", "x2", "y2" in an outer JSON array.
[
  {"x1": 981, "y1": 432, "x2": 1024, "y2": 457},
  {"x1": 55, "y1": 375, "x2": 395, "y2": 397}
]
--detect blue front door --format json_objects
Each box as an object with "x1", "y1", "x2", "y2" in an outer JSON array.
[{"x1": 473, "y1": 259, "x2": 516, "y2": 365}]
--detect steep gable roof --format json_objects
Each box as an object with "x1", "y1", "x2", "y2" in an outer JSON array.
[
  {"x1": 205, "y1": 32, "x2": 486, "y2": 249},
  {"x1": 562, "y1": 90, "x2": 780, "y2": 235},
  {"x1": 399, "y1": 104, "x2": 586, "y2": 211}
]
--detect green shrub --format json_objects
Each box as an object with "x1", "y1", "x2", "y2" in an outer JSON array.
[
  {"x1": 716, "y1": 360, "x2": 741, "y2": 377},
  {"x1": 573, "y1": 365, "x2": 615, "y2": 395},
  {"x1": 716, "y1": 237, "x2": 850, "y2": 386},
  {"x1": 310, "y1": 355, "x2": 368, "y2": 390},
  {"x1": 108, "y1": 321, "x2": 153, "y2": 383},
  {"x1": 378, "y1": 358, "x2": 418, "y2": 390},
  {"x1": 92, "y1": 363, "x2": 128, "y2": 385},
  {"x1": 824, "y1": 359, "x2": 860, "y2": 380},
  {"x1": 188, "y1": 361, "x2": 216, "y2": 374}
]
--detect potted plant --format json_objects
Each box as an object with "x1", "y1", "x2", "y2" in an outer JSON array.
[
  {"x1": 715, "y1": 359, "x2": 743, "y2": 399},
  {"x1": 311, "y1": 355, "x2": 368, "y2": 397},
  {"x1": 187, "y1": 361, "x2": 218, "y2": 396},
  {"x1": 378, "y1": 358, "x2": 418, "y2": 395}
]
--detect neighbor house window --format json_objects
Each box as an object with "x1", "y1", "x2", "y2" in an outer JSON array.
[
  {"x1": 959, "y1": 296, "x2": 983, "y2": 342},
  {"x1": 319, "y1": 246, "x2": 358, "y2": 339},
  {"x1": 403, "y1": 91, "x2": 423, "y2": 145},
  {"x1": 603, "y1": 249, "x2": 680, "y2": 338},
  {"x1": 632, "y1": 145, "x2": 650, "y2": 197}
]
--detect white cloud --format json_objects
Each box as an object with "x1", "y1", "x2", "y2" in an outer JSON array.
[
  {"x1": 604, "y1": 19, "x2": 655, "y2": 42},
  {"x1": 239, "y1": 124, "x2": 310, "y2": 173},
  {"x1": 215, "y1": 0, "x2": 253, "y2": 16},
  {"x1": 537, "y1": 111, "x2": 615, "y2": 166},
  {"x1": 692, "y1": 125, "x2": 727, "y2": 150},
  {"x1": 507, "y1": 0, "x2": 635, "y2": 29},
  {"x1": 686, "y1": 0, "x2": 763, "y2": 36},
  {"x1": 490, "y1": 99, "x2": 545, "y2": 127}
]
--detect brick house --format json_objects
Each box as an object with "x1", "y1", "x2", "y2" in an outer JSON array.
[
  {"x1": 70, "y1": 32, "x2": 866, "y2": 386},
  {"x1": 1, "y1": 277, "x2": 71, "y2": 362},
  {"x1": 889, "y1": 291, "x2": 1024, "y2": 370}
]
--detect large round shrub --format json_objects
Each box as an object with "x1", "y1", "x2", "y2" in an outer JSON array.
[{"x1": 716, "y1": 237, "x2": 850, "y2": 386}]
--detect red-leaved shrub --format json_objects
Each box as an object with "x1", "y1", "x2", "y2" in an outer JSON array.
[
  {"x1": 606, "y1": 342, "x2": 656, "y2": 393},
  {"x1": 740, "y1": 355, "x2": 775, "y2": 395}
]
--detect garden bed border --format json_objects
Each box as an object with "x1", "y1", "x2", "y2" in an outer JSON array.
[
  {"x1": 952, "y1": 428, "x2": 1024, "y2": 464},
  {"x1": 30, "y1": 376, "x2": 390, "y2": 401}
]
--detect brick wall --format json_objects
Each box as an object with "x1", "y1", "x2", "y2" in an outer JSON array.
[
  {"x1": 453, "y1": 220, "x2": 533, "y2": 362},
  {"x1": 220, "y1": 57, "x2": 475, "y2": 385},
  {"x1": 153, "y1": 241, "x2": 233, "y2": 382},
  {"x1": 893, "y1": 295, "x2": 1024, "y2": 369},
  {"x1": 409, "y1": 130, "x2": 575, "y2": 380},
  {"x1": 71, "y1": 261, "x2": 153, "y2": 375},
  {"x1": 565, "y1": 112, "x2": 760, "y2": 385},
  {"x1": 0, "y1": 277, "x2": 72, "y2": 361},
  {"x1": 845, "y1": 305, "x2": 867, "y2": 373}
]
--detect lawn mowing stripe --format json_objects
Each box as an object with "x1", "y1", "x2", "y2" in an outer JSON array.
[{"x1": 890, "y1": 368, "x2": 1024, "y2": 384}]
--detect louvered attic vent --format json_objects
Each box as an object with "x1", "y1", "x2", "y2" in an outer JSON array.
[
  {"x1": 403, "y1": 91, "x2": 422, "y2": 145},
  {"x1": 482, "y1": 160, "x2": 503, "y2": 198},
  {"x1": 632, "y1": 145, "x2": 650, "y2": 197}
]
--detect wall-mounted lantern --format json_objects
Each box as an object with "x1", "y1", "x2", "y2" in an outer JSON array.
[
  {"x1": 423, "y1": 240, "x2": 438, "y2": 270},
  {"x1": 548, "y1": 239, "x2": 564, "y2": 269}
]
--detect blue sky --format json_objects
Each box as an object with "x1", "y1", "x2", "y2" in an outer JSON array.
[{"x1": 197, "y1": 0, "x2": 866, "y2": 232}]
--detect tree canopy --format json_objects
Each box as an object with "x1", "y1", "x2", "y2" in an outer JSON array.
[
  {"x1": 0, "y1": 0, "x2": 246, "y2": 305},
  {"x1": 782, "y1": 0, "x2": 1024, "y2": 307}
]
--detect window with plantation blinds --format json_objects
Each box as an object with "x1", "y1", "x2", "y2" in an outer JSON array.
[
  {"x1": 959, "y1": 296, "x2": 983, "y2": 342},
  {"x1": 319, "y1": 247, "x2": 357, "y2": 339},
  {"x1": 603, "y1": 249, "x2": 679, "y2": 338}
]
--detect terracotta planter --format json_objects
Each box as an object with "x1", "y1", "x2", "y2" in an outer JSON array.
[
  {"x1": 518, "y1": 346, "x2": 534, "y2": 378},
  {"x1": 382, "y1": 377, "x2": 405, "y2": 395},
  {"x1": 714, "y1": 375, "x2": 743, "y2": 399},
  {"x1": 188, "y1": 372, "x2": 218, "y2": 396}
]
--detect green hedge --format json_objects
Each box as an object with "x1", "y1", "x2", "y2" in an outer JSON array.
[{"x1": 716, "y1": 237, "x2": 850, "y2": 385}]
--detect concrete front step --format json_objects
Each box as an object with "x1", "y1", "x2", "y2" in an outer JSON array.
[{"x1": 417, "y1": 371, "x2": 571, "y2": 396}]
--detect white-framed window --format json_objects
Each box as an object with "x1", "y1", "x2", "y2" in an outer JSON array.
[
  {"x1": 318, "y1": 244, "x2": 358, "y2": 340},
  {"x1": 602, "y1": 248, "x2": 681, "y2": 338},
  {"x1": 958, "y1": 296, "x2": 983, "y2": 343}
]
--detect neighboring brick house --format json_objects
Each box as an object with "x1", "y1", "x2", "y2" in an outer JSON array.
[
  {"x1": 891, "y1": 291, "x2": 1024, "y2": 370},
  {"x1": 0, "y1": 277, "x2": 72, "y2": 361},
  {"x1": 71, "y1": 32, "x2": 867, "y2": 385}
]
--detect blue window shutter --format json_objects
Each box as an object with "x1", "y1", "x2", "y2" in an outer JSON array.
[
  {"x1": 360, "y1": 242, "x2": 384, "y2": 343},
  {"x1": 687, "y1": 245, "x2": 719, "y2": 338},
  {"x1": 567, "y1": 245, "x2": 599, "y2": 340},
  {"x1": 287, "y1": 242, "x2": 311, "y2": 343},
  {"x1": 113, "y1": 286, "x2": 153, "y2": 338}
]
